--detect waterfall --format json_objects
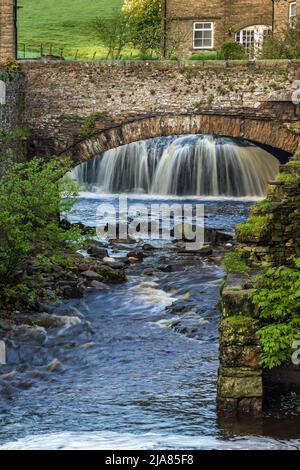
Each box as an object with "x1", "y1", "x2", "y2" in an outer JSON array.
[{"x1": 72, "y1": 135, "x2": 280, "y2": 198}]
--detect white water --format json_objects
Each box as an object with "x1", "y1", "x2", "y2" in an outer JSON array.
[
  {"x1": 71, "y1": 135, "x2": 280, "y2": 198},
  {"x1": 1, "y1": 431, "x2": 300, "y2": 450}
]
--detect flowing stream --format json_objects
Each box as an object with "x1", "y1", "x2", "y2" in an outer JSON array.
[{"x1": 0, "y1": 136, "x2": 299, "y2": 450}]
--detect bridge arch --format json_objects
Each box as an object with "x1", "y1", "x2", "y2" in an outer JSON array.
[{"x1": 62, "y1": 113, "x2": 299, "y2": 165}]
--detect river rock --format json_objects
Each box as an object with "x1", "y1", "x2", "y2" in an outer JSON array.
[
  {"x1": 81, "y1": 270, "x2": 104, "y2": 281},
  {"x1": 127, "y1": 251, "x2": 144, "y2": 261},
  {"x1": 63, "y1": 285, "x2": 85, "y2": 299},
  {"x1": 157, "y1": 264, "x2": 173, "y2": 272},
  {"x1": 90, "y1": 280, "x2": 108, "y2": 290},
  {"x1": 142, "y1": 243, "x2": 155, "y2": 251},
  {"x1": 86, "y1": 241, "x2": 108, "y2": 258},
  {"x1": 0, "y1": 371, "x2": 18, "y2": 381},
  {"x1": 47, "y1": 358, "x2": 61, "y2": 372}
]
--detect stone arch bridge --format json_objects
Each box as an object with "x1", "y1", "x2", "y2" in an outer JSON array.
[{"x1": 19, "y1": 60, "x2": 300, "y2": 164}]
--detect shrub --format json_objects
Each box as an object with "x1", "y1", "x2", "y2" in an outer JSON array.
[
  {"x1": 94, "y1": 11, "x2": 132, "y2": 60},
  {"x1": 123, "y1": 0, "x2": 162, "y2": 57},
  {"x1": 261, "y1": 23, "x2": 300, "y2": 59},
  {"x1": 253, "y1": 265, "x2": 300, "y2": 321},
  {"x1": 257, "y1": 323, "x2": 299, "y2": 369},
  {"x1": 188, "y1": 52, "x2": 218, "y2": 61},
  {"x1": 253, "y1": 260, "x2": 300, "y2": 369},
  {"x1": 0, "y1": 157, "x2": 81, "y2": 280},
  {"x1": 217, "y1": 40, "x2": 247, "y2": 60}
]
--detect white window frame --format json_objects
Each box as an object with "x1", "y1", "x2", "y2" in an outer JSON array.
[
  {"x1": 289, "y1": 2, "x2": 297, "y2": 27},
  {"x1": 193, "y1": 22, "x2": 214, "y2": 50},
  {"x1": 235, "y1": 25, "x2": 271, "y2": 58}
]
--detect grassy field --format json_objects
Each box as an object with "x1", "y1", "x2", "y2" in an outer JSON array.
[{"x1": 17, "y1": 0, "x2": 125, "y2": 60}]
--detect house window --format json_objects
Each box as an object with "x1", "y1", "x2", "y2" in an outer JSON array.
[
  {"x1": 236, "y1": 25, "x2": 271, "y2": 58},
  {"x1": 193, "y1": 22, "x2": 214, "y2": 49},
  {"x1": 289, "y1": 2, "x2": 297, "y2": 27}
]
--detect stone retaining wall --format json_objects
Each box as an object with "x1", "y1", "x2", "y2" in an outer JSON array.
[{"x1": 218, "y1": 162, "x2": 300, "y2": 416}]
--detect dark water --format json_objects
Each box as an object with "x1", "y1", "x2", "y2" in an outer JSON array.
[{"x1": 0, "y1": 196, "x2": 300, "y2": 450}]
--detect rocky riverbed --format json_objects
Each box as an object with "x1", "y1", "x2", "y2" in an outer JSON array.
[{"x1": 1, "y1": 196, "x2": 300, "y2": 450}]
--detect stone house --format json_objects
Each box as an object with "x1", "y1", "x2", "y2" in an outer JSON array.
[
  {"x1": 0, "y1": 0, "x2": 17, "y2": 60},
  {"x1": 0, "y1": 0, "x2": 299, "y2": 60},
  {"x1": 163, "y1": 0, "x2": 299, "y2": 57}
]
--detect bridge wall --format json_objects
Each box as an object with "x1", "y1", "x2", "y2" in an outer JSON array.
[{"x1": 20, "y1": 60, "x2": 300, "y2": 159}]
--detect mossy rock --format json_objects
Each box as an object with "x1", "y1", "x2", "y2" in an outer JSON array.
[
  {"x1": 218, "y1": 367, "x2": 263, "y2": 399},
  {"x1": 220, "y1": 344, "x2": 261, "y2": 369},
  {"x1": 220, "y1": 316, "x2": 260, "y2": 346},
  {"x1": 221, "y1": 288, "x2": 256, "y2": 318},
  {"x1": 96, "y1": 266, "x2": 126, "y2": 283}
]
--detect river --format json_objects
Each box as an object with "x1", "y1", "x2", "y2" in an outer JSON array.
[{"x1": 0, "y1": 195, "x2": 300, "y2": 450}]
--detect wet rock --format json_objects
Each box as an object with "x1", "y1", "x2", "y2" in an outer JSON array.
[
  {"x1": 157, "y1": 264, "x2": 173, "y2": 273},
  {"x1": 90, "y1": 280, "x2": 108, "y2": 290},
  {"x1": 12, "y1": 325, "x2": 48, "y2": 345},
  {"x1": 102, "y1": 256, "x2": 125, "y2": 269},
  {"x1": 81, "y1": 270, "x2": 104, "y2": 281},
  {"x1": 127, "y1": 251, "x2": 144, "y2": 261},
  {"x1": 0, "y1": 320, "x2": 12, "y2": 331},
  {"x1": 47, "y1": 358, "x2": 61, "y2": 372},
  {"x1": 63, "y1": 285, "x2": 85, "y2": 299},
  {"x1": 86, "y1": 241, "x2": 108, "y2": 258},
  {"x1": 142, "y1": 243, "x2": 155, "y2": 251},
  {"x1": 166, "y1": 300, "x2": 193, "y2": 314},
  {"x1": 0, "y1": 371, "x2": 17, "y2": 381}
]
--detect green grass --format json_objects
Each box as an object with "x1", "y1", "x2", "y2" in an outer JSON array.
[{"x1": 17, "y1": 0, "x2": 127, "y2": 60}]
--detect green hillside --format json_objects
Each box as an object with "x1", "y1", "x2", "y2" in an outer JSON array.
[{"x1": 17, "y1": 0, "x2": 124, "y2": 59}]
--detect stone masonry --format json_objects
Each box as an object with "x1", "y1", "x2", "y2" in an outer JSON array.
[
  {"x1": 0, "y1": 0, "x2": 16, "y2": 60},
  {"x1": 16, "y1": 59, "x2": 300, "y2": 161},
  {"x1": 165, "y1": 0, "x2": 298, "y2": 56},
  {"x1": 218, "y1": 161, "x2": 300, "y2": 416}
]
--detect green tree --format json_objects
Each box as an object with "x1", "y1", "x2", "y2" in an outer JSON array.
[
  {"x1": 94, "y1": 10, "x2": 132, "y2": 59},
  {"x1": 0, "y1": 157, "x2": 80, "y2": 280},
  {"x1": 123, "y1": 0, "x2": 162, "y2": 57}
]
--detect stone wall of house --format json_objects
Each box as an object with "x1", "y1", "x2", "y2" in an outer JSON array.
[
  {"x1": 19, "y1": 59, "x2": 300, "y2": 158},
  {"x1": 0, "y1": 0, "x2": 16, "y2": 60},
  {"x1": 165, "y1": 0, "x2": 273, "y2": 56},
  {"x1": 218, "y1": 161, "x2": 300, "y2": 416},
  {"x1": 274, "y1": 0, "x2": 297, "y2": 33}
]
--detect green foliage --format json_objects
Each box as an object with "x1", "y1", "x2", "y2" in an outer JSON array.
[
  {"x1": 0, "y1": 58, "x2": 22, "y2": 82},
  {"x1": 236, "y1": 215, "x2": 271, "y2": 241},
  {"x1": 0, "y1": 127, "x2": 30, "y2": 143},
  {"x1": 250, "y1": 197, "x2": 272, "y2": 216},
  {"x1": 0, "y1": 157, "x2": 81, "y2": 280},
  {"x1": 82, "y1": 112, "x2": 104, "y2": 138},
  {"x1": 188, "y1": 52, "x2": 218, "y2": 61},
  {"x1": 94, "y1": 10, "x2": 133, "y2": 59},
  {"x1": 253, "y1": 266, "x2": 300, "y2": 321},
  {"x1": 125, "y1": 0, "x2": 162, "y2": 57},
  {"x1": 217, "y1": 40, "x2": 247, "y2": 60},
  {"x1": 257, "y1": 323, "x2": 299, "y2": 369},
  {"x1": 253, "y1": 261, "x2": 300, "y2": 368},
  {"x1": 223, "y1": 252, "x2": 250, "y2": 275},
  {"x1": 277, "y1": 172, "x2": 300, "y2": 184},
  {"x1": 261, "y1": 24, "x2": 300, "y2": 59}
]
